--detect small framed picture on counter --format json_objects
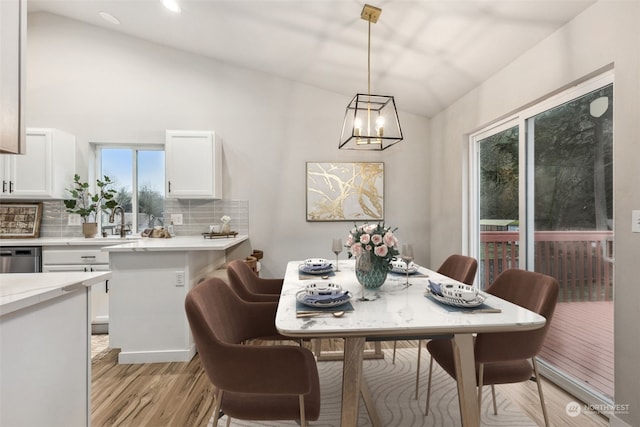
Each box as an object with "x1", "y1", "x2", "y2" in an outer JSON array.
[{"x1": 0, "y1": 202, "x2": 43, "y2": 238}]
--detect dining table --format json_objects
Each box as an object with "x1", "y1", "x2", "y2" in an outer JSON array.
[{"x1": 275, "y1": 259, "x2": 547, "y2": 427}]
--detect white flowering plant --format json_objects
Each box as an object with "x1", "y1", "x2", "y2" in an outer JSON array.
[
  {"x1": 345, "y1": 223, "x2": 400, "y2": 268},
  {"x1": 221, "y1": 215, "x2": 231, "y2": 223}
]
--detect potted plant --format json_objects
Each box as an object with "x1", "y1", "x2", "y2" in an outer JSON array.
[{"x1": 64, "y1": 174, "x2": 118, "y2": 238}]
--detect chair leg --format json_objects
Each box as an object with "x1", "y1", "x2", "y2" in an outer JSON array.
[
  {"x1": 425, "y1": 355, "x2": 434, "y2": 415},
  {"x1": 299, "y1": 394, "x2": 306, "y2": 427},
  {"x1": 491, "y1": 385, "x2": 497, "y2": 415},
  {"x1": 532, "y1": 357, "x2": 550, "y2": 427},
  {"x1": 392, "y1": 340, "x2": 397, "y2": 364},
  {"x1": 477, "y1": 363, "x2": 484, "y2": 412},
  {"x1": 415, "y1": 340, "x2": 423, "y2": 399},
  {"x1": 212, "y1": 389, "x2": 224, "y2": 427}
]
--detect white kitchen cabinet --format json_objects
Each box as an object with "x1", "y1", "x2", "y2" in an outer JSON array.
[
  {"x1": 0, "y1": 0, "x2": 26, "y2": 154},
  {"x1": 43, "y1": 247, "x2": 110, "y2": 334},
  {"x1": 1, "y1": 272, "x2": 109, "y2": 427},
  {"x1": 165, "y1": 130, "x2": 222, "y2": 199},
  {"x1": 0, "y1": 128, "x2": 76, "y2": 199}
]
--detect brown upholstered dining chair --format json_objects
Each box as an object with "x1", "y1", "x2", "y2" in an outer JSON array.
[
  {"x1": 227, "y1": 258, "x2": 282, "y2": 303},
  {"x1": 185, "y1": 278, "x2": 321, "y2": 427},
  {"x1": 424, "y1": 269, "x2": 559, "y2": 427},
  {"x1": 437, "y1": 254, "x2": 478, "y2": 286},
  {"x1": 226, "y1": 258, "x2": 301, "y2": 344}
]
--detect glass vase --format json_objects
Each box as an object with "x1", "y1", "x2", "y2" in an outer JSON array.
[{"x1": 355, "y1": 251, "x2": 388, "y2": 289}]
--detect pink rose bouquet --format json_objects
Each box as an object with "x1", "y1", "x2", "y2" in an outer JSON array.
[{"x1": 346, "y1": 223, "x2": 400, "y2": 269}]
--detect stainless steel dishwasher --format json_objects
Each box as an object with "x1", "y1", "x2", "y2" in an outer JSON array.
[{"x1": 0, "y1": 246, "x2": 42, "y2": 273}]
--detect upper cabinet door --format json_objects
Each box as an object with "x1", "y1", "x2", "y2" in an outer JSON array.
[
  {"x1": 0, "y1": 128, "x2": 76, "y2": 199},
  {"x1": 0, "y1": 0, "x2": 26, "y2": 154},
  {"x1": 165, "y1": 130, "x2": 222, "y2": 199}
]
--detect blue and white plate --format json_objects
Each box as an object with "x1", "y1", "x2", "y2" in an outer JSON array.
[
  {"x1": 390, "y1": 260, "x2": 418, "y2": 274},
  {"x1": 427, "y1": 280, "x2": 485, "y2": 307},
  {"x1": 299, "y1": 258, "x2": 334, "y2": 274},
  {"x1": 296, "y1": 286, "x2": 351, "y2": 308}
]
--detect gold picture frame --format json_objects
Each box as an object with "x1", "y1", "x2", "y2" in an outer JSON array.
[
  {"x1": 0, "y1": 202, "x2": 43, "y2": 238},
  {"x1": 306, "y1": 162, "x2": 384, "y2": 222}
]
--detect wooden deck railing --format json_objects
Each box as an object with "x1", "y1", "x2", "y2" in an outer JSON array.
[{"x1": 480, "y1": 231, "x2": 614, "y2": 302}]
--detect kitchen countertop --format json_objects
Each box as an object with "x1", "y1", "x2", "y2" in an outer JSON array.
[
  {"x1": 0, "y1": 271, "x2": 112, "y2": 315},
  {"x1": 101, "y1": 235, "x2": 248, "y2": 252},
  {"x1": 0, "y1": 236, "x2": 143, "y2": 246},
  {"x1": 0, "y1": 235, "x2": 248, "y2": 250}
]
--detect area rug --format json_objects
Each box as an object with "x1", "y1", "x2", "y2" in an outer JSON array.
[{"x1": 208, "y1": 347, "x2": 536, "y2": 426}]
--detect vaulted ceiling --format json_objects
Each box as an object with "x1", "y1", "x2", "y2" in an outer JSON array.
[{"x1": 28, "y1": 0, "x2": 595, "y2": 117}]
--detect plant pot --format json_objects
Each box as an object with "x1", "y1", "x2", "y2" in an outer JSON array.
[
  {"x1": 221, "y1": 222, "x2": 231, "y2": 234},
  {"x1": 82, "y1": 222, "x2": 98, "y2": 238}
]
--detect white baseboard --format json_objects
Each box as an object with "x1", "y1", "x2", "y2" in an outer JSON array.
[
  {"x1": 117, "y1": 348, "x2": 195, "y2": 364},
  {"x1": 609, "y1": 414, "x2": 632, "y2": 427}
]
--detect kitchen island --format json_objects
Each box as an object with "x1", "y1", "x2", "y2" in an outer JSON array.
[
  {"x1": 102, "y1": 235, "x2": 248, "y2": 364},
  {"x1": 0, "y1": 271, "x2": 112, "y2": 427}
]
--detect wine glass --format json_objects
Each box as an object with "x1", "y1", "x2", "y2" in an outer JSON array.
[
  {"x1": 332, "y1": 238, "x2": 343, "y2": 272},
  {"x1": 356, "y1": 251, "x2": 372, "y2": 301},
  {"x1": 401, "y1": 244, "x2": 414, "y2": 288}
]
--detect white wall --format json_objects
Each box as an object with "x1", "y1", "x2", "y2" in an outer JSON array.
[
  {"x1": 26, "y1": 12, "x2": 430, "y2": 278},
  {"x1": 428, "y1": 1, "x2": 639, "y2": 425}
]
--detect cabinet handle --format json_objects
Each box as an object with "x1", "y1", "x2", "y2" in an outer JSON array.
[
  {"x1": 2, "y1": 180, "x2": 6, "y2": 193},
  {"x1": 80, "y1": 255, "x2": 96, "y2": 259},
  {"x1": 9, "y1": 181, "x2": 13, "y2": 193},
  {"x1": 168, "y1": 181, "x2": 171, "y2": 193},
  {"x1": 105, "y1": 280, "x2": 109, "y2": 293}
]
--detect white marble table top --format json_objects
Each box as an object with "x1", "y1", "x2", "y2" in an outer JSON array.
[
  {"x1": 276, "y1": 260, "x2": 546, "y2": 338},
  {"x1": 0, "y1": 271, "x2": 112, "y2": 316}
]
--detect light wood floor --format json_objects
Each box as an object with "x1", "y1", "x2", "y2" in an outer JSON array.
[{"x1": 91, "y1": 337, "x2": 609, "y2": 426}]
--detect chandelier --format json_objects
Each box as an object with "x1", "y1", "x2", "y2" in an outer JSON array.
[{"x1": 339, "y1": 4, "x2": 403, "y2": 151}]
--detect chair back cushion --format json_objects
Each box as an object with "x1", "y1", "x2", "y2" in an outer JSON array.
[
  {"x1": 227, "y1": 259, "x2": 260, "y2": 301},
  {"x1": 185, "y1": 278, "x2": 251, "y2": 384},
  {"x1": 474, "y1": 269, "x2": 559, "y2": 363},
  {"x1": 437, "y1": 254, "x2": 478, "y2": 285}
]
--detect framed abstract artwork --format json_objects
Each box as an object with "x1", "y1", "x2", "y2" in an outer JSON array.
[{"x1": 306, "y1": 162, "x2": 384, "y2": 221}]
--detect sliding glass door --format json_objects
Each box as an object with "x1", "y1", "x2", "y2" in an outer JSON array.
[
  {"x1": 474, "y1": 121, "x2": 520, "y2": 289},
  {"x1": 471, "y1": 74, "x2": 614, "y2": 405}
]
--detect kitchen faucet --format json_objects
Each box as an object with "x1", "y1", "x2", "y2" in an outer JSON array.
[{"x1": 109, "y1": 206, "x2": 126, "y2": 238}]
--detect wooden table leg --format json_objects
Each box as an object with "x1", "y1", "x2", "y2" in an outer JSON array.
[
  {"x1": 360, "y1": 376, "x2": 383, "y2": 427},
  {"x1": 452, "y1": 333, "x2": 480, "y2": 427},
  {"x1": 341, "y1": 336, "x2": 365, "y2": 426}
]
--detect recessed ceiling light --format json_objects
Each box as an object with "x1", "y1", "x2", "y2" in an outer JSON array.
[
  {"x1": 99, "y1": 11, "x2": 120, "y2": 25},
  {"x1": 161, "y1": 0, "x2": 182, "y2": 13}
]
